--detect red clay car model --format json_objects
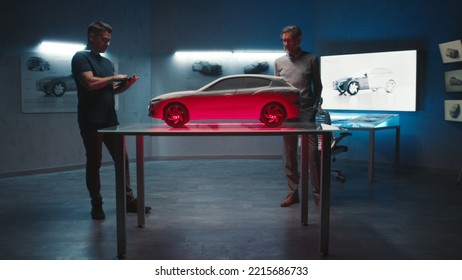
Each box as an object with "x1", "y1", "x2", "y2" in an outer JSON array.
[{"x1": 148, "y1": 74, "x2": 300, "y2": 127}]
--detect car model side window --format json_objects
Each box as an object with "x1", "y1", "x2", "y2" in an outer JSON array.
[
  {"x1": 244, "y1": 77, "x2": 271, "y2": 88},
  {"x1": 271, "y1": 79, "x2": 291, "y2": 87},
  {"x1": 204, "y1": 78, "x2": 245, "y2": 91}
]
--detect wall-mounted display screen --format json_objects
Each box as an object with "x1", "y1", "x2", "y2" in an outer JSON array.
[{"x1": 320, "y1": 50, "x2": 417, "y2": 111}]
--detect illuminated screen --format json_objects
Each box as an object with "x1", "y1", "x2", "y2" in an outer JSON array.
[{"x1": 320, "y1": 50, "x2": 417, "y2": 111}]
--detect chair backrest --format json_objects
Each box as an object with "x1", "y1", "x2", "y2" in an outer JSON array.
[
  {"x1": 315, "y1": 106, "x2": 334, "y2": 149},
  {"x1": 315, "y1": 106, "x2": 352, "y2": 151},
  {"x1": 315, "y1": 106, "x2": 332, "y2": 125}
]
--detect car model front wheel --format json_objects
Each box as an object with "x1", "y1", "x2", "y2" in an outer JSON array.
[
  {"x1": 260, "y1": 102, "x2": 286, "y2": 127},
  {"x1": 163, "y1": 102, "x2": 190, "y2": 127}
]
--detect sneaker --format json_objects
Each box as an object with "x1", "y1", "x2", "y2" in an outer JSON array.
[
  {"x1": 126, "y1": 198, "x2": 152, "y2": 213},
  {"x1": 91, "y1": 205, "x2": 106, "y2": 220}
]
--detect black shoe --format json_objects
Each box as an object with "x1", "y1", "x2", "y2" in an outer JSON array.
[
  {"x1": 91, "y1": 205, "x2": 106, "y2": 220},
  {"x1": 126, "y1": 198, "x2": 152, "y2": 213}
]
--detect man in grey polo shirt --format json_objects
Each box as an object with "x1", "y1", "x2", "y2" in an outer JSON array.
[{"x1": 274, "y1": 25, "x2": 323, "y2": 207}]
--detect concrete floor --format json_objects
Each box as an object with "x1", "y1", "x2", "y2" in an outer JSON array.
[{"x1": 0, "y1": 159, "x2": 461, "y2": 260}]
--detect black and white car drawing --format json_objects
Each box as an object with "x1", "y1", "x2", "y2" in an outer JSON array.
[
  {"x1": 36, "y1": 74, "x2": 77, "y2": 96},
  {"x1": 192, "y1": 61, "x2": 222, "y2": 76},
  {"x1": 449, "y1": 76, "x2": 462, "y2": 85},
  {"x1": 445, "y1": 48, "x2": 460, "y2": 59},
  {"x1": 27, "y1": 56, "x2": 50, "y2": 71},
  {"x1": 450, "y1": 103, "x2": 461, "y2": 119},
  {"x1": 332, "y1": 68, "x2": 396, "y2": 95},
  {"x1": 244, "y1": 61, "x2": 269, "y2": 74}
]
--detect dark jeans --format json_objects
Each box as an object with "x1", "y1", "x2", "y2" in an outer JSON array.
[{"x1": 79, "y1": 123, "x2": 135, "y2": 205}]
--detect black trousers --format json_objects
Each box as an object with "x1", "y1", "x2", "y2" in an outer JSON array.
[{"x1": 79, "y1": 123, "x2": 135, "y2": 205}]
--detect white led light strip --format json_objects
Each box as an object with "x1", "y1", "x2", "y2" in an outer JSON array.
[{"x1": 36, "y1": 41, "x2": 86, "y2": 55}]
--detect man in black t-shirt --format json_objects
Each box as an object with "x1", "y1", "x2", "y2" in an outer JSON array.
[{"x1": 72, "y1": 21, "x2": 150, "y2": 220}]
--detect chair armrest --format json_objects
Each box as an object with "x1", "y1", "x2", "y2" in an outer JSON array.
[
  {"x1": 331, "y1": 131, "x2": 352, "y2": 149},
  {"x1": 334, "y1": 132, "x2": 352, "y2": 143}
]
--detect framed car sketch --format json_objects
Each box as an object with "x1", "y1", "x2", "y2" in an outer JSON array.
[
  {"x1": 21, "y1": 52, "x2": 118, "y2": 113},
  {"x1": 444, "y1": 69, "x2": 462, "y2": 92},
  {"x1": 438, "y1": 40, "x2": 462, "y2": 64},
  {"x1": 444, "y1": 100, "x2": 462, "y2": 122}
]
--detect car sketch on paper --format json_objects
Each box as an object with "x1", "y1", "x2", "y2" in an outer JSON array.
[
  {"x1": 449, "y1": 76, "x2": 462, "y2": 85},
  {"x1": 192, "y1": 61, "x2": 223, "y2": 76},
  {"x1": 445, "y1": 48, "x2": 460, "y2": 59},
  {"x1": 36, "y1": 74, "x2": 77, "y2": 96},
  {"x1": 27, "y1": 56, "x2": 50, "y2": 71},
  {"x1": 244, "y1": 61, "x2": 269, "y2": 74}
]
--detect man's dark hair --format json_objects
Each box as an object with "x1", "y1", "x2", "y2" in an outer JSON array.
[
  {"x1": 87, "y1": 21, "x2": 112, "y2": 35},
  {"x1": 281, "y1": 25, "x2": 302, "y2": 39}
]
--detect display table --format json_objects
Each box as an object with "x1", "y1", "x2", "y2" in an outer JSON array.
[
  {"x1": 99, "y1": 122, "x2": 339, "y2": 258},
  {"x1": 330, "y1": 113, "x2": 400, "y2": 183}
]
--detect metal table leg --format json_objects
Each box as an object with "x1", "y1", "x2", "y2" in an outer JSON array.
[
  {"x1": 395, "y1": 127, "x2": 400, "y2": 175},
  {"x1": 320, "y1": 133, "x2": 332, "y2": 255},
  {"x1": 136, "y1": 135, "x2": 145, "y2": 227},
  {"x1": 300, "y1": 135, "x2": 309, "y2": 225},
  {"x1": 114, "y1": 135, "x2": 127, "y2": 258},
  {"x1": 368, "y1": 130, "x2": 375, "y2": 184}
]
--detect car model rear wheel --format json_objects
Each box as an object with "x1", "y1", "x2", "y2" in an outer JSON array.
[
  {"x1": 163, "y1": 102, "x2": 190, "y2": 127},
  {"x1": 260, "y1": 102, "x2": 286, "y2": 127},
  {"x1": 347, "y1": 81, "x2": 360, "y2": 95}
]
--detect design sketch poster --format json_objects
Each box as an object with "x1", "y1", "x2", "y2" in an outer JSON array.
[
  {"x1": 444, "y1": 100, "x2": 462, "y2": 122},
  {"x1": 444, "y1": 69, "x2": 462, "y2": 92},
  {"x1": 21, "y1": 52, "x2": 118, "y2": 113},
  {"x1": 320, "y1": 50, "x2": 417, "y2": 112},
  {"x1": 438, "y1": 40, "x2": 462, "y2": 64}
]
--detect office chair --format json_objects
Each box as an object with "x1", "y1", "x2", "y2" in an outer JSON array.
[{"x1": 316, "y1": 106, "x2": 352, "y2": 183}]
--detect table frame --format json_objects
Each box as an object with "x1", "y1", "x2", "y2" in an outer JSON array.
[
  {"x1": 330, "y1": 113, "x2": 400, "y2": 184},
  {"x1": 100, "y1": 122, "x2": 337, "y2": 258},
  {"x1": 339, "y1": 125, "x2": 400, "y2": 184}
]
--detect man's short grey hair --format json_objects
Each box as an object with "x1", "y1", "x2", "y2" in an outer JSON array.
[{"x1": 281, "y1": 25, "x2": 302, "y2": 39}]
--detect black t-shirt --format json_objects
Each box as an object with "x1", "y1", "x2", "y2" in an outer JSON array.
[{"x1": 71, "y1": 50, "x2": 118, "y2": 127}]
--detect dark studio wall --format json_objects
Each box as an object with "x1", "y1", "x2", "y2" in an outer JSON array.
[
  {"x1": 0, "y1": 0, "x2": 461, "y2": 176},
  {"x1": 0, "y1": 0, "x2": 152, "y2": 175}
]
